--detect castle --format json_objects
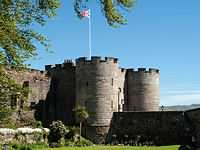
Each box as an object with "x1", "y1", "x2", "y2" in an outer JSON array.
[{"x1": 10, "y1": 56, "x2": 200, "y2": 145}]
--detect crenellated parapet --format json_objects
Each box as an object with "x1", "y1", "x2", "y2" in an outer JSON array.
[
  {"x1": 45, "y1": 60, "x2": 75, "y2": 77},
  {"x1": 76, "y1": 56, "x2": 119, "y2": 65},
  {"x1": 127, "y1": 68, "x2": 159, "y2": 74}
]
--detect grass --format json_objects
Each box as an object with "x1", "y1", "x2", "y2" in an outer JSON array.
[{"x1": 38, "y1": 145, "x2": 180, "y2": 150}]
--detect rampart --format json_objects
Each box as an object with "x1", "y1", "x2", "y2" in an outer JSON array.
[{"x1": 111, "y1": 111, "x2": 191, "y2": 145}]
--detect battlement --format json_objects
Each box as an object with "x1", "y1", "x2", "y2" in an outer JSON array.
[
  {"x1": 127, "y1": 68, "x2": 159, "y2": 74},
  {"x1": 76, "y1": 56, "x2": 119, "y2": 65},
  {"x1": 45, "y1": 60, "x2": 75, "y2": 71}
]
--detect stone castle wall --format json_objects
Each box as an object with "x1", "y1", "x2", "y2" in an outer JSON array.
[
  {"x1": 185, "y1": 108, "x2": 200, "y2": 144},
  {"x1": 9, "y1": 69, "x2": 51, "y2": 107},
  {"x1": 111, "y1": 111, "x2": 191, "y2": 145}
]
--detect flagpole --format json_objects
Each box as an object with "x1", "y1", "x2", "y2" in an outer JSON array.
[{"x1": 89, "y1": 10, "x2": 91, "y2": 60}]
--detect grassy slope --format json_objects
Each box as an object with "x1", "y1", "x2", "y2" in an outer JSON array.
[{"x1": 38, "y1": 145, "x2": 180, "y2": 150}]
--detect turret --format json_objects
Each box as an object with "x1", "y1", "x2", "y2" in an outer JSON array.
[
  {"x1": 127, "y1": 68, "x2": 159, "y2": 111},
  {"x1": 75, "y1": 56, "x2": 125, "y2": 143}
]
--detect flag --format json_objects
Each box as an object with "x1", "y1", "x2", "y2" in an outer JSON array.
[{"x1": 81, "y1": 10, "x2": 90, "y2": 18}]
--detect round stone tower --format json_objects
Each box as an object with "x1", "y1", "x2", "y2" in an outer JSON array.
[
  {"x1": 75, "y1": 56, "x2": 126, "y2": 143},
  {"x1": 127, "y1": 68, "x2": 159, "y2": 111}
]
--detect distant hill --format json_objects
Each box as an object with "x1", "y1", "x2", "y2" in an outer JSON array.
[{"x1": 159, "y1": 104, "x2": 200, "y2": 111}]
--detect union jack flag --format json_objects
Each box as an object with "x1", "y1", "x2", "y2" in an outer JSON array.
[{"x1": 81, "y1": 10, "x2": 90, "y2": 18}]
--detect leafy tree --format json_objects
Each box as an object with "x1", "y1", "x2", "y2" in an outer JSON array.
[
  {"x1": 0, "y1": 0, "x2": 61, "y2": 126},
  {"x1": 74, "y1": 0, "x2": 137, "y2": 27},
  {"x1": 37, "y1": 0, "x2": 138, "y2": 28},
  {"x1": 73, "y1": 105, "x2": 89, "y2": 140}
]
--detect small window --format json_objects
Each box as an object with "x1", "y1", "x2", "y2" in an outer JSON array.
[
  {"x1": 111, "y1": 78, "x2": 113, "y2": 86},
  {"x1": 111, "y1": 101, "x2": 113, "y2": 109},
  {"x1": 86, "y1": 81, "x2": 88, "y2": 86}
]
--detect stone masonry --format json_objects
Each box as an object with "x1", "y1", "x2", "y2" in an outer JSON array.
[{"x1": 7, "y1": 56, "x2": 200, "y2": 145}]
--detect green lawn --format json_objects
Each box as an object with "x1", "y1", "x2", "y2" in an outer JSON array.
[{"x1": 38, "y1": 145, "x2": 180, "y2": 150}]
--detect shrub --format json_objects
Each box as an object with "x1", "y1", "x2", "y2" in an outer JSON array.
[
  {"x1": 20, "y1": 144, "x2": 33, "y2": 150},
  {"x1": 49, "y1": 120, "x2": 69, "y2": 144},
  {"x1": 65, "y1": 140, "x2": 75, "y2": 147},
  {"x1": 50, "y1": 142, "x2": 64, "y2": 148},
  {"x1": 75, "y1": 139, "x2": 93, "y2": 147},
  {"x1": 10, "y1": 142, "x2": 21, "y2": 149},
  {"x1": 65, "y1": 126, "x2": 79, "y2": 143}
]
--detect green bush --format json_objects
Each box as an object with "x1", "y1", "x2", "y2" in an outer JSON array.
[
  {"x1": 20, "y1": 144, "x2": 33, "y2": 150},
  {"x1": 66, "y1": 126, "x2": 79, "y2": 139},
  {"x1": 75, "y1": 139, "x2": 93, "y2": 147},
  {"x1": 10, "y1": 142, "x2": 21, "y2": 149},
  {"x1": 49, "y1": 142, "x2": 64, "y2": 148},
  {"x1": 65, "y1": 140, "x2": 75, "y2": 147},
  {"x1": 49, "y1": 120, "x2": 69, "y2": 144}
]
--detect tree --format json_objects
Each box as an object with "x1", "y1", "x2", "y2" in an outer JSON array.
[
  {"x1": 0, "y1": 0, "x2": 61, "y2": 126},
  {"x1": 74, "y1": 0, "x2": 138, "y2": 27},
  {"x1": 37, "y1": 0, "x2": 138, "y2": 28},
  {"x1": 73, "y1": 105, "x2": 89, "y2": 140}
]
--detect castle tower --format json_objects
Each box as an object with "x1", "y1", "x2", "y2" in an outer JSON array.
[
  {"x1": 75, "y1": 56, "x2": 126, "y2": 143},
  {"x1": 127, "y1": 68, "x2": 159, "y2": 111},
  {"x1": 44, "y1": 60, "x2": 76, "y2": 125}
]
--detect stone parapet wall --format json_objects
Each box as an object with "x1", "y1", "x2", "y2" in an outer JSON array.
[
  {"x1": 111, "y1": 111, "x2": 191, "y2": 145},
  {"x1": 185, "y1": 108, "x2": 200, "y2": 145}
]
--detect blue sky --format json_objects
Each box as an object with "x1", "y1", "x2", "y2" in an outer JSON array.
[{"x1": 30, "y1": 0, "x2": 200, "y2": 106}]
